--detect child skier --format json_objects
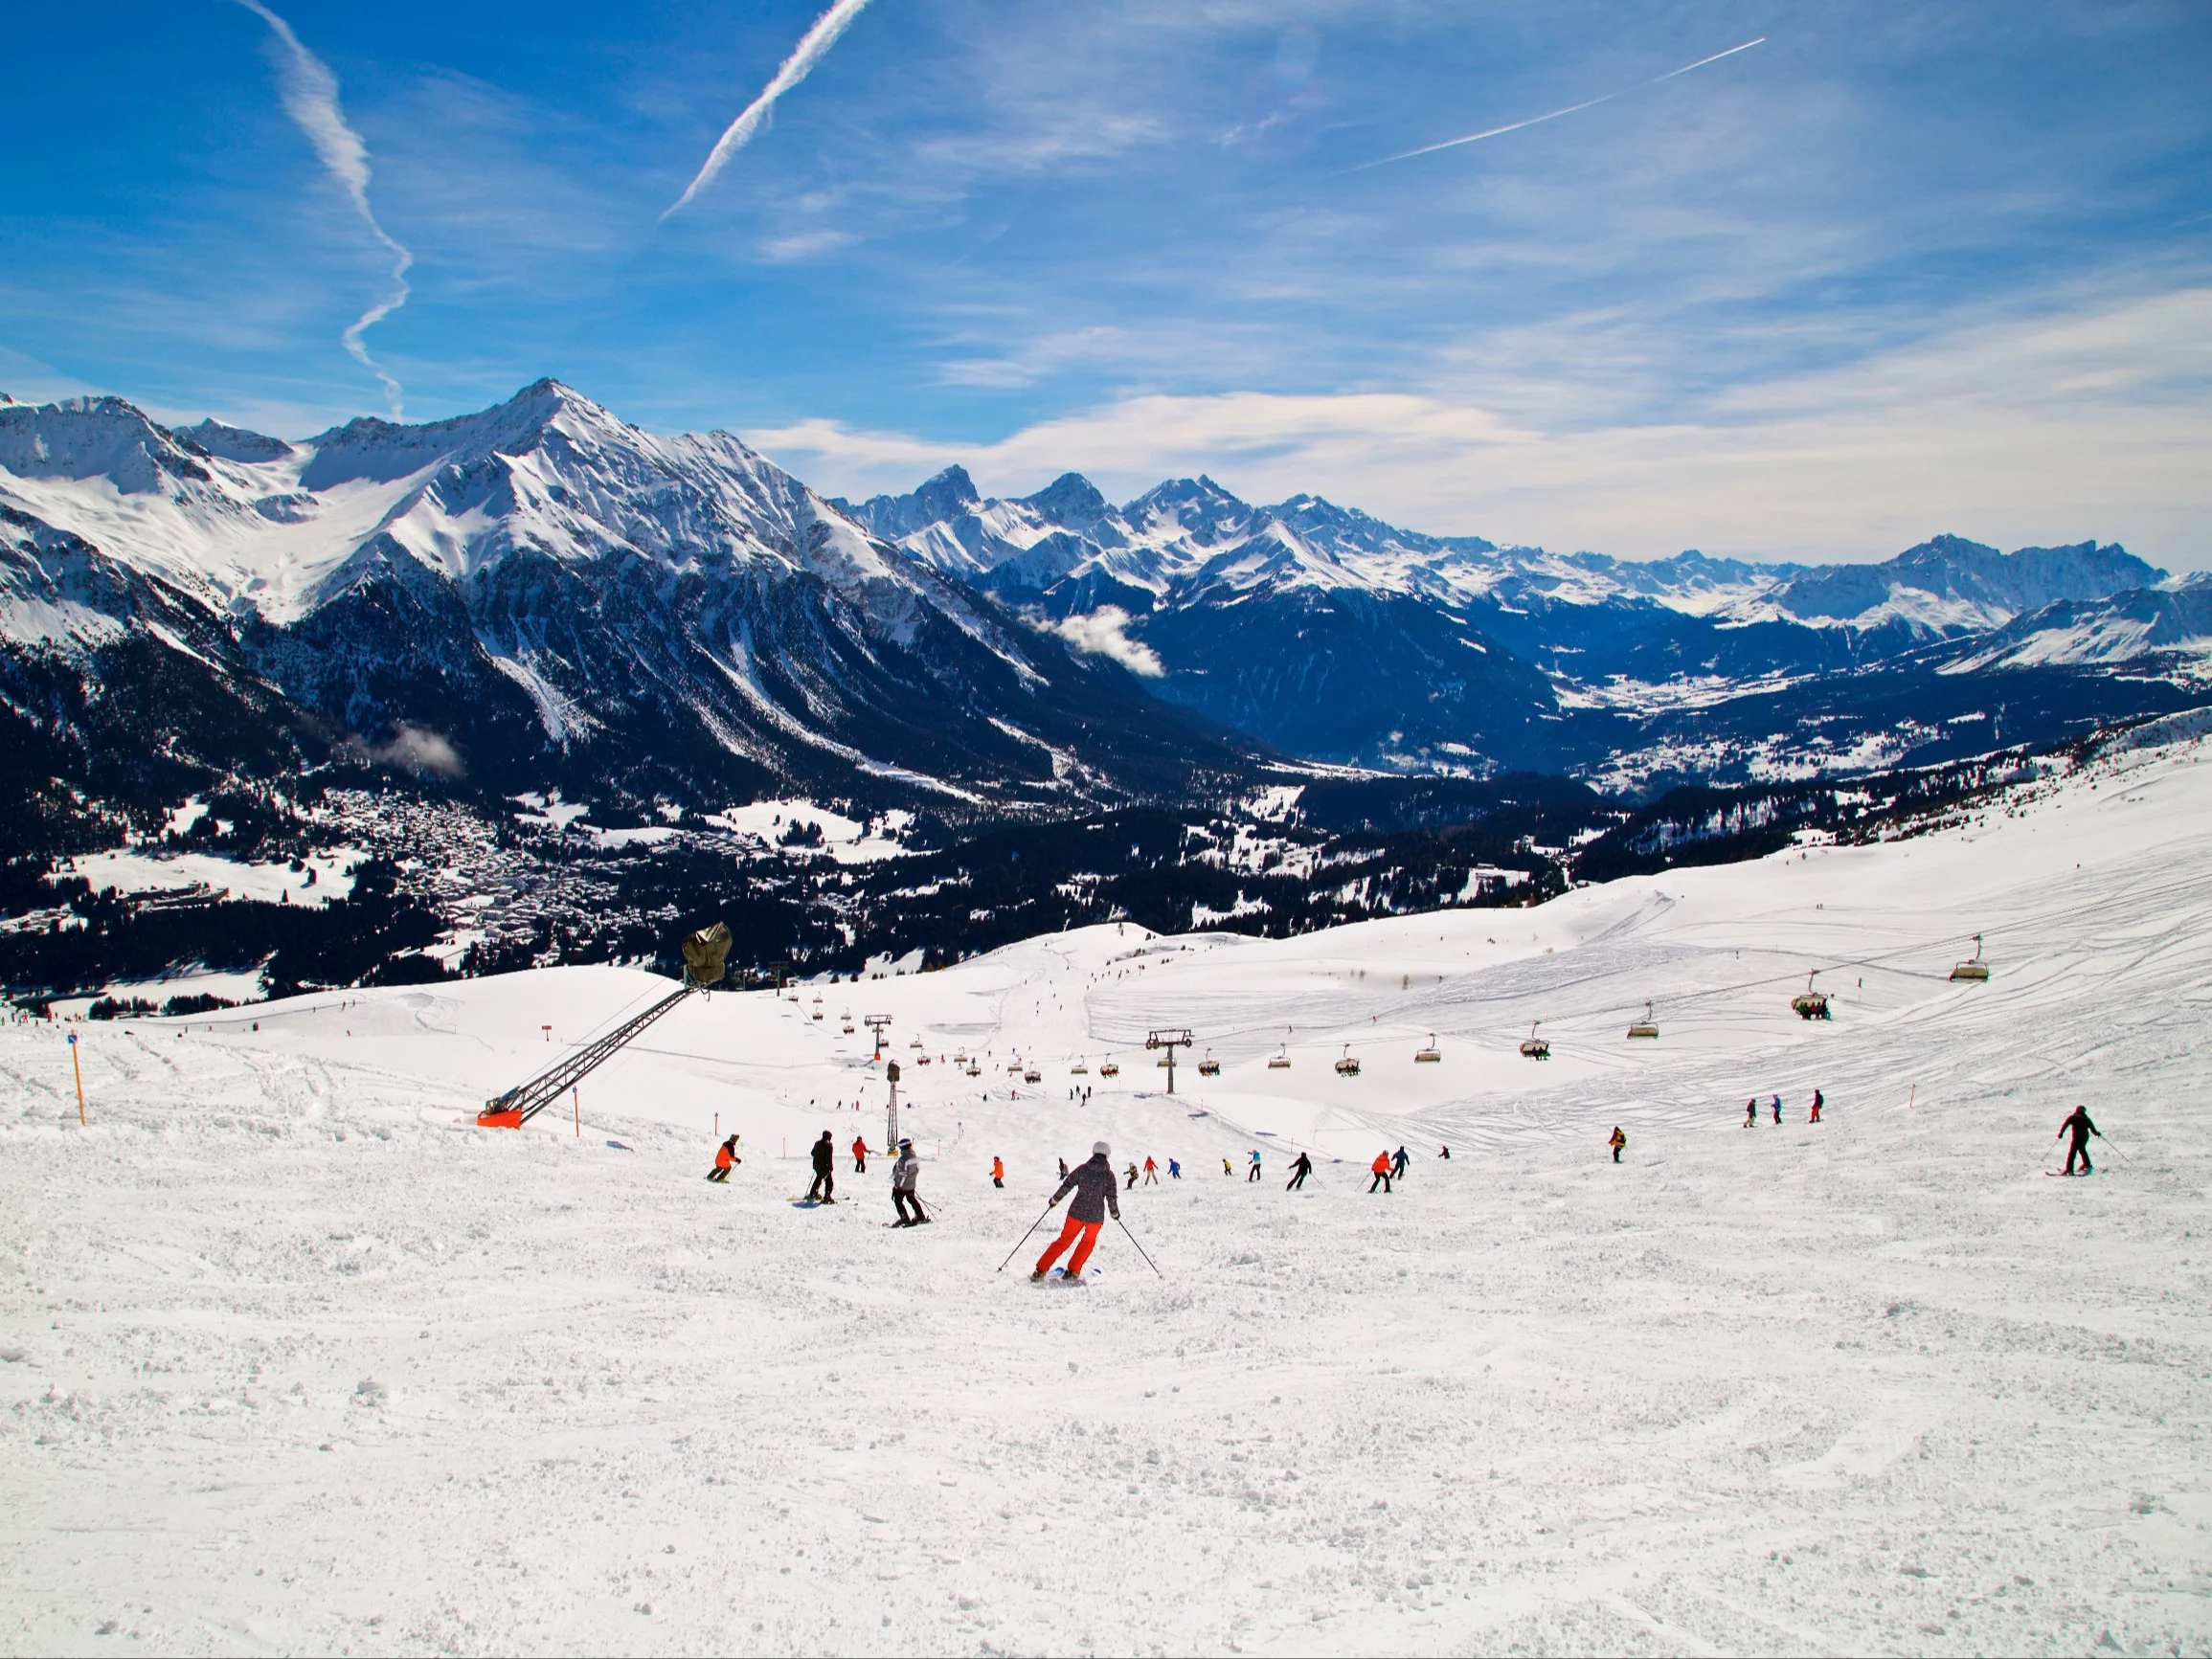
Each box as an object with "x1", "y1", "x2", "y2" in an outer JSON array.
[
  {"x1": 1032, "y1": 1140, "x2": 1120, "y2": 1285},
  {"x1": 1809, "y1": 1089, "x2": 1824, "y2": 1124},
  {"x1": 892, "y1": 1139, "x2": 928, "y2": 1225},
  {"x1": 706, "y1": 1136, "x2": 741, "y2": 1182},
  {"x1": 1608, "y1": 1126, "x2": 1626, "y2": 1163}
]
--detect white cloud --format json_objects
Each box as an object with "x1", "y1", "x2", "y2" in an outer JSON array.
[
  {"x1": 1041, "y1": 607, "x2": 1164, "y2": 677},
  {"x1": 751, "y1": 283, "x2": 2212, "y2": 568}
]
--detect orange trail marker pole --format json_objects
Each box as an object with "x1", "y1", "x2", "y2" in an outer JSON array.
[{"x1": 68, "y1": 1032, "x2": 85, "y2": 1125}]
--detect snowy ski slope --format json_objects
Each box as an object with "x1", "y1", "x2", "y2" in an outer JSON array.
[{"x1": 4, "y1": 736, "x2": 2210, "y2": 1654}]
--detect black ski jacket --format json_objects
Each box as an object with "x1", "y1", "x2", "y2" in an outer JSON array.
[
  {"x1": 2061, "y1": 1108, "x2": 2099, "y2": 1143},
  {"x1": 811, "y1": 1135, "x2": 835, "y2": 1173},
  {"x1": 1052, "y1": 1155, "x2": 1120, "y2": 1223}
]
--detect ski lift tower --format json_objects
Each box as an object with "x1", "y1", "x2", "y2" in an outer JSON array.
[
  {"x1": 884, "y1": 1059, "x2": 902, "y2": 1155},
  {"x1": 864, "y1": 1013, "x2": 892, "y2": 1060},
  {"x1": 1145, "y1": 1027, "x2": 1194, "y2": 1095}
]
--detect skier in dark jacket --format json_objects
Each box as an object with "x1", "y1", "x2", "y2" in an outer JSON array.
[
  {"x1": 1391, "y1": 1145, "x2": 1411, "y2": 1179},
  {"x1": 1286, "y1": 1150, "x2": 1313, "y2": 1191},
  {"x1": 1771, "y1": 1094, "x2": 1782, "y2": 1126},
  {"x1": 1744, "y1": 1098, "x2": 1758, "y2": 1129},
  {"x1": 1032, "y1": 1141, "x2": 1119, "y2": 1283},
  {"x1": 2059, "y1": 1106, "x2": 2102, "y2": 1176},
  {"x1": 1608, "y1": 1126, "x2": 1626, "y2": 1163},
  {"x1": 805, "y1": 1131, "x2": 837, "y2": 1203}
]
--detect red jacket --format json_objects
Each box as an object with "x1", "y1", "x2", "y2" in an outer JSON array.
[
  {"x1": 1371, "y1": 1153, "x2": 1390, "y2": 1175},
  {"x1": 714, "y1": 1144, "x2": 735, "y2": 1170}
]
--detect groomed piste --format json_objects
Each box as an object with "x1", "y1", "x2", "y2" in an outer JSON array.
[{"x1": 4, "y1": 733, "x2": 2209, "y2": 1654}]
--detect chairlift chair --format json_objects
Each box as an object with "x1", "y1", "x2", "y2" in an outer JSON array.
[
  {"x1": 1519, "y1": 1021, "x2": 1551, "y2": 1060},
  {"x1": 1098, "y1": 1057, "x2": 1120, "y2": 1078},
  {"x1": 1267, "y1": 1043, "x2": 1292, "y2": 1070},
  {"x1": 965, "y1": 1061, "x2": 982, "y2": 1077},
  {"x1": 1950, "y1": 933, "x2": 1991, "y2": 982},
  {"x1": 1626, "y1": 1001, "x2": 1659, "y2": 1040},
  {"x1": 1790, "y1": 972, "x2": 1832, "y2": 1020},
  {"x1": 1335, "y1": 1044, "x2": 1362, "y2": 1077},
  {"x1": 1023, "y1": 1067, "x2": 1042, "y2": 1084},
  {"x1": 1414, "y1": 1033, "x2": 1442, "y2": 1064},
  {"x1": 1198, "y1": 1048, "x2": 1222, "y2": 1077}
]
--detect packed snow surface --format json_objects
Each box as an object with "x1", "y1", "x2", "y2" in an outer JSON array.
[{"x1": 6, "y1": 742, "x2": 2212, "y2": 1654}]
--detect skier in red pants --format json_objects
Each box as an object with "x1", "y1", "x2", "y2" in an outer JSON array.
[{"x1": 1032, "y1": 1141, "x2": 1119, "y2": 1285}]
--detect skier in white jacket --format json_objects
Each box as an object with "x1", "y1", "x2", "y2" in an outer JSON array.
[{"x1": 892, "y1": 1139, "x2": 929, "y2": 1226}]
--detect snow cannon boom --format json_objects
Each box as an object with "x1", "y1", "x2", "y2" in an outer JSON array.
[{"x1": 476, "y1": 923, "x2": 731, "y2": 1129}]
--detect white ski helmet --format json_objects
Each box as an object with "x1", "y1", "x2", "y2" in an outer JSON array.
[{"x1": 1093, "y1": 1140, "x2": 1111, "y2": 1157}]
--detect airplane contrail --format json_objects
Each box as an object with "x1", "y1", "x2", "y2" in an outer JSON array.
[
  {"x1": 232, "y1": 0, "x2": 414, "y2": 416},
  {"x1": 663, "y1": 0, "x2": 879, "y2": 220},
  {"x1": 1342, "y1": 37, "x2": 1767, "y2": 174}
]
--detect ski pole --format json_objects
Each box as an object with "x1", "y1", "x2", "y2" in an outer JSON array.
[
  {"x1": 1117, "y1": 1217, "x2": 1163, "y2": 1278},
  {"x1": 996, "y1": 1200, "x2": 1057, "y2": 1272}
]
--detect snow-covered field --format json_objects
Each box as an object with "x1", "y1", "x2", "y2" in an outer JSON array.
[{"x1": 6, "y1": 740, "x2": 2211, "y2": 1656}]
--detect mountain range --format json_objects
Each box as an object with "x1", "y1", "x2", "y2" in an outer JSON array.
[{"x1": 4, "y1": 376, "x2": 2207, "y2": 840}]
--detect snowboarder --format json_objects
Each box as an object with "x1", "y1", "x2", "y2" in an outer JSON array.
[
  {"x1": 1247, "y1": 1151, "x2": 1262, "y2": 1182},
  {"x1": 1608, "y1": 1126, "x2": 1625, "y2": 1163},
  {"x1": 991, "y1": 1155, "x2": 1004, "y2": 1190},
  {"x1": 1142, "y1": 1156, "x2": 1159, "y2": 1185},
  {"x1": 850, "y1": 1134, "x2": 868, "y2": 1175},
  {"x1": 1168, "y1": 1158, "x2": 1182, "y2": 1179},
  {"x1": 1368, "y1": 1151, "x2": 1393, "y2": 1194},
  {"x1": 2059, "y1": 1105, "x2": 2102, "y2": 1176},
  {"x1": 706, "y1": 1135, "x2": 741, "y2": 1182},
  {"x1": 1124, "y1": 1162, "x2": 1140, "y2": 1191},
  {"x1": 1391, "y1": 1145, "x2": 1411, "y2": 1179},
  {"x1": 1745, "y1": 1098, "x2": 1758, "y2": 1129},
  {"x1": 1286, "y1": 1151, "x2": 1313, "y2": 1191},
  {"x1": 805, "y1": 1131, "x2": 837, "y2": 1203},
  {"x1": 892, "y1": 1138, "x2": 929, "y2": 1225},
  {"x1": 1810, "y1": 1088, "x2": 1824, "y2": 1124},
  {"x1": 1032, "y1": 1140, "x2": 1119, "y2": 1284},
  {"x1": 1771, "y1": 1094, "x2": 1782, "y2": 1126}
]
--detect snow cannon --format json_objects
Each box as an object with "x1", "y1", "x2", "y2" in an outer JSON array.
[{"x1": 476, "y1": 919, "x2": 729, "y2": 1130}]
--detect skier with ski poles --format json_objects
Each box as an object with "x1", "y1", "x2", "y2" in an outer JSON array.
[
  {"x1": 1247, "y1": 1150, "x2": 1262, "y2": 1182},
  {"x1": 891, "y1": 1138, "x2": 929, "y2": 1225},
  {"x1": 1391, "y1": 1145, "x2": 1411, "y2": 1180},
  {"x1": 1286, "y1": 1150, "x2": 1313, "y2": 1191},
  {"x1": 1368, "y1": 1151, "x2": 1393, "y2": 1194},
  {"x1": 991, "y1": 1155, "x2": 1005, "y2": 1190},
  {"x1": 1031, "y1": 1140, "x2": 1119, "y2": 1285},
  {"x1": 1608, "y1": 1126, "x2": 1625, "y2": 1163},
  {"x1": 1810, "y1": 1088, "x2": 1823, "y2": 1124},
  {"x1": 1142, "y1": 1155, "x2": 1159, "y2": 1185},
  {"x1": 2058, "y1": 1105, "x2": 2102, "y2": 1176},
  {"x1": 805, "y1": 1131, "x2": 837, "y2": 1203},
  {"x1": 706, "y1": 1135, "x2": 741, "y2": 1183},
  {"x1": 850, "y1": 1134, "x2": 868, "y2": 1175}
]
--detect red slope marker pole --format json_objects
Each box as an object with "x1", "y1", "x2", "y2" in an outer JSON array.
[{"x1": 68, "y1": 1032, "x2": 85, "y2": 1125}]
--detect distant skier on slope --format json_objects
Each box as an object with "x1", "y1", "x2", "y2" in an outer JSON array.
[
  {"x1": 1286, "y1": 1150, "x2": 1313, "y2": 1191},
  {"x1": 1438, "y1": 1146, "x2": 1450, "y2": 1159},
  {"x1": 805, "y1": 1131, "x2": 837, "y2": 1203},
  {"x1": 2059, "y1": 1106, "x2": 2102, "y2": 1176},
  {"x1": 1168, "y1": 1158, "x2": 1182, "y2": 1179},
  {"x1": 850, "y1": 1134, "x2": 868, "y2": 1174},
  {"x1": 1368, "y1": 1152, "x2": 1393, "y2": 1194},
  {"x1": 1124, "y1": 1162, "x2": 1140, "y2": 1191},
  {"x1": 706, "y1": 1135, "x2": 741, "y2": 1182},
  {"x1": 1608, "y1": 1127, "x2": 1625, "y2": 1163},
  {"x1": 1247, "y1": 1151, "x2": 1262, "y2": 1182},
  {"x1": 1391, "y1": 1145, "x2": 1410, "y2": 1179},
  {"x1": 991, "y1": 1155, "x2": 1004, "y2": 1189},
  {"x1": 1810, "y1": 1088, "x2": 1824, "y2": 1124},
  {"x1": 1032, "y1": 1140, "x2": 1119, "y2": 1284},
  {"x1": 1222, "y1": 1157, "x2": 1233, "y2": 1176},
  {"x1": 892, "y1": 1139, "x2": 929, "y2": 1225},
  {"x1": 1142, "y1": 1156, "x2": 1159, "y2": 1185},
  {"x1": 1772, "y1": 1094, "x2": 1782, "y2": 1126},
  {"x1": 1745, "y1": 1098, "x2": 1758, "y2": 1129}
]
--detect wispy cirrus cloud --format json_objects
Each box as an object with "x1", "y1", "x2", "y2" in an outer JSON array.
[
  {"x1": 663, "y1": 0, "x2": 879, "y2": 220},
  {"x1": 231, "y1": 0, "x2": 413, "y2": 415}
]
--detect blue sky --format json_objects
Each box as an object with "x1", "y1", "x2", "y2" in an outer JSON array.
[{"x1": 5, "y1": 1, "x2": 2209, "y2": 564}]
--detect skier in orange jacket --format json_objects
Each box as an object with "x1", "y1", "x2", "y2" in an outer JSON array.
[
  {"x1": 850, "y1": 1134, "x2": 868, "y2": 1174},
  {"x1": 1368, "y1": 1151, "x2": 1393, "y2": 1194},
  {"x1": 991, "y1": 1155, "x2": 1004, "y2": 1189}
]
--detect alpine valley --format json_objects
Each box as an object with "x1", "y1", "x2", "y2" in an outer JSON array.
[{"x1": 3, "y1": 379, "x2": 2205, "y2": 1007}]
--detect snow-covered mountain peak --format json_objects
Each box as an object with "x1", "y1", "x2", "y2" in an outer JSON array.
[{"x1": 0, "y1": 393, "x2": 219, "y2": 497}]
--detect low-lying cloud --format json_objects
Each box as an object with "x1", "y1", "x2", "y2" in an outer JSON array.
[{"x1": 1042, "y1": 606, "x2": 1164, "y2": 677}]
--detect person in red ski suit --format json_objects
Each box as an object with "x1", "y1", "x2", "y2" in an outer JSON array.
[{"x1": 1033, "y1": 1142, "x2": 1119, "y2": 1284}]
